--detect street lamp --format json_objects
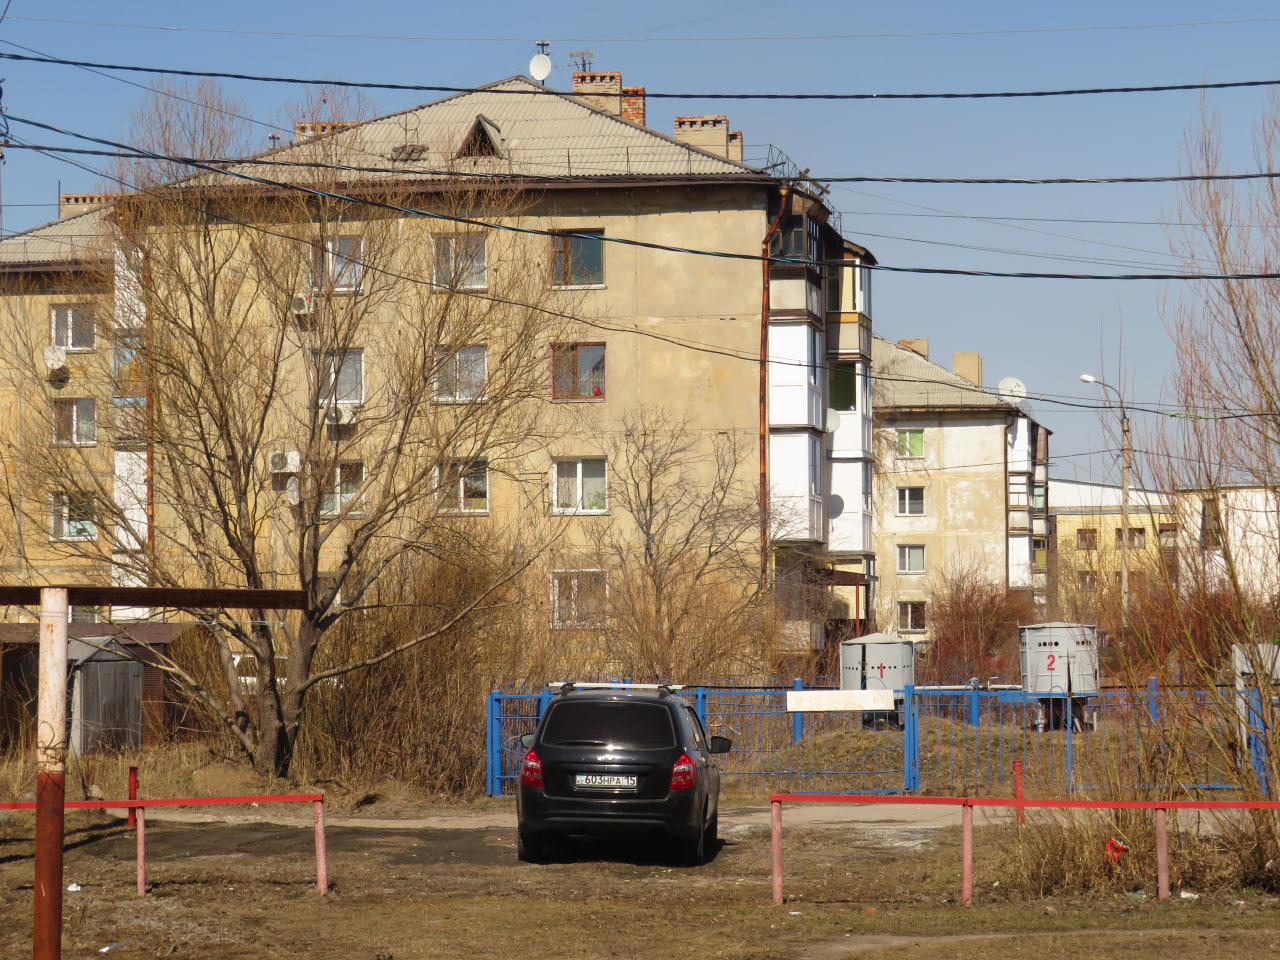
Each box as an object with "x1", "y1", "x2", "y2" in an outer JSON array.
[{"x1": 1081, "y1": 374, "x2": 1131, "y2": 624}]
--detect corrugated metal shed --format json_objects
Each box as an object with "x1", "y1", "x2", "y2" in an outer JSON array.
[
  {"x1": 872, "y1": 335, "x2": 1013, "y2": 413},
  {"x1": 203, "y1": 76, "x2": 769, "y2": 188}
]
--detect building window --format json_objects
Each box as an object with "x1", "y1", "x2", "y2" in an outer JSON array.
[
  {"x1": 51, "y1": 491, "x2": 96, "y2": 540},
  {"x1": 862, "y1": 462, "x2": 873, "y2": 513},
  {"x1": 325, "y1": 236, "x2": 363, "y2": 292},
  {"x1": 896, "y1": 429, "x2": 923, "y2": 458},
  {"x1": 316, "y1": 349, "x2": 364, "y2": 406},
  {"x1": 439, "y1": 459, "x2": 489, "y2": 513},
  {"x1": 551, "y1": 230, "x2": 604, "y2": 286},
  {"x1": 1201, "y1": 499, "x2": 1224, "y2": 549},
  {"x1": 434, "y1": 345, "x2": 487, "y2": 402},
  {"x1": 1077, "y1": 528, "x2": 1097, "y2": 551},
  {"x1": 1032, "y1": 483, "x2": 1047, "y2": 511},
  {"x1": 1077, "y1": 571, "x2": 1097, "y2": 592},
  {"x1": 53, "y1": 398, "x2": 96, "y2": 446},
  {"x1": 551, "y1": 569, "x2": 607, "y2": 628},
  {"x1": 551, "y1": 343, "x2": 605, "y2": 400},
  {"x1": 553, "y1": 458, "x2": 607, "y2": 513},
  {"x1": 897, "y1": 601, "x2": 925, "y2": 633},
  {"x1": 1033, "y1": 537, "x2": 1048, "y2": 569},
  {"x1": 1158, "y1": 522, "x2": 1178, "y2": 547},
  {"x1": 432, "y1": 233, "x2": 487, "y2": 290},
  {"x1": 897, "y1": 487, "x2": 924, "y2": 516},
  {"x1": 830, "y1": 361, "x2": 857, "y2": 412},
  {"x1": 1115, "y1": 527, "x2": 1146, "y2": 548},
  {"x1": 897, "y1": 544, "x2": 925, "y2": 575},
  {"x1": 113, "y1": 332, "x2": 145, "y2": 399},
  {"x1": 321, "y1": 462, "x2": 364, "y2": 517},
  {"x1": 52, "y1": 305, "x2": 95, "y2": 350}
]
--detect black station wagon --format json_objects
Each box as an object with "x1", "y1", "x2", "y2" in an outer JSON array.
[{"x1": 516, "y1": 683, "x2": 732, "y2": 865}]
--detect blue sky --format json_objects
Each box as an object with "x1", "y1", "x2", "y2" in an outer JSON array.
[{"x1": 1, "y1": 1, "x2": 1277, "y2": 483}]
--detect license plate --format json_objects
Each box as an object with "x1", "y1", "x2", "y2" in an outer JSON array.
[{"x1": 575, "y1": 773, "x2": 637, "y2": 789}]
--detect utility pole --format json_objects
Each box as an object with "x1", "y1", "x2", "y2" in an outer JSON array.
[{"x1": 1081, "y1": 374, "x2": 1131, "y2": 626}]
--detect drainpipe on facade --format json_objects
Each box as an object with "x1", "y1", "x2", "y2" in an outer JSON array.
[
  {"x1": 1003, "y1": 414, "x2": 1011, "y2": 590},
  {"x1": 760, "y1": 186, "x2": 791, "y2": 585}
]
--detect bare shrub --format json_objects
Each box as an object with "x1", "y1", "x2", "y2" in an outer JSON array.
[{"x1": 918, "y1": 563, "x2": 1033, "y2": 683}]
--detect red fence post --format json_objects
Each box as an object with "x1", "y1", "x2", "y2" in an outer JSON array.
[
  {"x1": 135, "y1": 806, "x2": 146, "y2": 897},
  {"x1": 1155, "y1": 807, "x2": 1170, "y2": 900},
  {"x1": 961, "y1": 802, "x2": 974, "y2": 906},
  {"x1": 1012, "y1": 760, "x2": 1025, "y2": 825},
  {"x1": 127, "y1": 767, "x2": 138, "y2": 829},
  {"x1": 771, "y1": 799, "x2": 783, "y2": 905},
  {"x1": 314, "y1": 799, "x2": 328, "y2": 895}
]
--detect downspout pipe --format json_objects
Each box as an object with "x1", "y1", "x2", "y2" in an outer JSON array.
[{"x1": 760, "y1": 186, "x2": 791, "y2": 585}]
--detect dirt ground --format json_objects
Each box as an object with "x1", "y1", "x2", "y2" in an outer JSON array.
[{"x1": 2, "y1": 801, "x2": 1280, "y2": 959}]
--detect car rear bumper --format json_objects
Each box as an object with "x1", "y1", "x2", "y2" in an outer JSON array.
[{"x1": 518, "y1": 789, "x2": 702, "y2": 838}]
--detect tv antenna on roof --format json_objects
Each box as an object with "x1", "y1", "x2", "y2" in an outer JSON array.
[{"x1": 570, "y1": 49, "x2": 594, "y2": 72}]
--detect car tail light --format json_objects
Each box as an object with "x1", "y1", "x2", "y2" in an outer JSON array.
[
  {"x1": 669, "y1": 753, "x2": 696, "y2": 791},
  {"x1": 521, "y1": 749, "x2": 543, "y2": 788}
]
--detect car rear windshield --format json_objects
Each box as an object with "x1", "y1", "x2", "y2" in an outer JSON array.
[{"x1": 540, "y1": 701, "x2": 677, "y2": 749}]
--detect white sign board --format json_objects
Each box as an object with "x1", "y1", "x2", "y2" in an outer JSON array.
[{"x1": 786, "y1": 689, "x2": 896, "y2": 713}]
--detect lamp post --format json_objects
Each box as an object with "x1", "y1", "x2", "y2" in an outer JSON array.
[{"x1": 1081, "y1": 374, "x2": 1131, "y2": 625}]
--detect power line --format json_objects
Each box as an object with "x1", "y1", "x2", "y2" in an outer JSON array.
[
  {"x1": 4, "y1": 13, "x2": 1278, "y2": 43},
  {"x1": 11, "y1": 120, "x2": 1275, "y2": 283},
  {"x1": 3, "y1": 49, "x2": 1280, "y2": 103}
]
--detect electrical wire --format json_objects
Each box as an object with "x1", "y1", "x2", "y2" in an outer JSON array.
[{"x1": 4, "y1": 48, "x2": 1280, "y2": 103}]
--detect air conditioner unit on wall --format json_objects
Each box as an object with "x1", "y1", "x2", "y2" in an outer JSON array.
[
  {"x1": 269, "y1": 450, "x2": 302, "y2": 474},
  {"x1": 326, "y1": 404, "x2": 360, "y2": 425},
  {"x1": 291, "y1": 294, "x2": 316, "y2": 316}
]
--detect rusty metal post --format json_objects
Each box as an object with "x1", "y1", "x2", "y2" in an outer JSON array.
[
  {"x1": 770, "y1": 799, "x2": 783, "y2": 904},
  {"x1": 1013, "y1": 760, "x2": 1025, "y2": 825},
  {"x1": 127, "y1": 766, "x2": 138, "y2": 828},
  {"x1": 1155, "y1": 807, "x2": 1170, "y2": 900},
  {"x1": 33, "y1": 587, "x2": 68, "y2": 960},
  {"x1": 314, "y1": 799, "x2": 328, "y2": 895},
  {"x1": 135, "y1": 806, "x2": 146, "y2": 897},
  {"x1": 961, "y1": 802, "x2": 974, "y2": 906}
]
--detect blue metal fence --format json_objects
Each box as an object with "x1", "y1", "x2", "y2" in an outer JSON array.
[{"x1": 485, "y1": 681, "x2": 1260, "y2": 798}]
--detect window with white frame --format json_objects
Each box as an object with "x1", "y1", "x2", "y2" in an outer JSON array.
[
  {"x1": 551, "y1": 569, "x2": 606, "y2": 628},
  {"x1": 53, "y1": 398, "x2": 96, "y2": 446},
  {"x1": 324, "y1": 235, "x2": 363, "y2": 292},
  {"x1": 320, "y1": 462, "x2": 364, "y2": 517},
  {"x1": 439, "y1": 458, "x2": 488, "y2": 513},
  {"x1": 829, "y1": 361, "x2": 857, "y2": 412},
  {"x1": 896, "y1": 428, "x2": 923, "y2": 458},
  {"x1": 553, "y1": 457, "x2": 607, "y2": 513},
  {"x1": 897, "y1": 544, "x2": 925, "y2": 575},
  {"x1": 897, "y1": 600, "x2": 925, "y2": 632},
  {"x1": 897, "y1": 486, "x2": 924, "y2": 516},
  {"x1": 51, "y1": 490, "x2": 96, "y2": 540},
  {"x1": 315, "y1": 349, "x2": 363, "y2": 407},
  {"x1": 434, "y1": 345, "x2": 487, "y2": 402},
  {"x1": 432, "y1": 233, "x2": 487, "y2": 290},
  {"x1": 51, "y1": 305, "x2": 95, "y2": 350}
]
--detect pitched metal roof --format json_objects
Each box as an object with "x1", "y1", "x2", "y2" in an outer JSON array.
[
  {"x1": 872, "y1": 335, "x2": 1012, "y2": 412},
  {"x1": 201, "y1": 76, "x2": 769, "y2": 188},
  {"x1": 0, "y1": 208, "x2": 110, "y2": 268}
]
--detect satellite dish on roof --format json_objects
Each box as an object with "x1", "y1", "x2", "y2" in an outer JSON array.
[
  {"x1": 529, "y1": 54, "x2": 552, "y2": 83},
  {"x1": 997, "y1": 376, "x2": 1027, "y2": 403}
]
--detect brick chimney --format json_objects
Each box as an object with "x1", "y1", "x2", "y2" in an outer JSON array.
[
  {"x1": 953, "y1": 351, "x2": 983, "y2": 387},
  {"x1": 621, "y1": 86, "x2": 646, "y2": 126},
  {"x1": 898, "y1": 338, "x2": 929, "y2": 359},
  {"x1": 59, "y1": 193, "x2": 118, "y2": 219},
  {"x1": 674, "y1": 115, "x2": 739, "y2": 159},
  {"x1": 573, "y1": 71, "x2": 623, "y2": 115}
]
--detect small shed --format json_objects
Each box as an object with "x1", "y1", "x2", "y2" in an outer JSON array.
[{"x1": 840, "y1": 632, "x2": 916, "y2": 692}]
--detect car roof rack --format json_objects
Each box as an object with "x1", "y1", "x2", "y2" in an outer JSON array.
[{"x1": 547, "y1": 681, "x2": 684, "y2": 696}]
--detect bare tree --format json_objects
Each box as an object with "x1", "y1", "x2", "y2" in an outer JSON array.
[
  {"x1": 585, "y1": 409, "x2": 770, "y2": 679},
  {"x1": 2, "y1": 82, "x2": 572, "y2": 776},
  {"x1": 917, "y1": 561, "x2": 1031, "y2": 683}
]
